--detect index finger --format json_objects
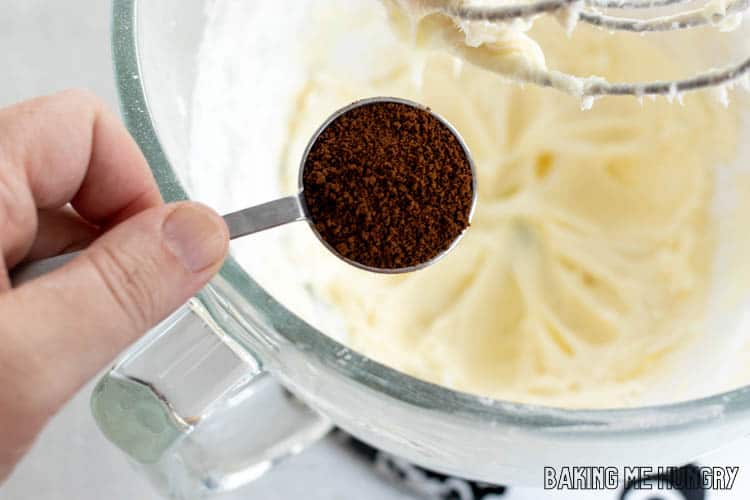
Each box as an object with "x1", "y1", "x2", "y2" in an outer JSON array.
[
  {"x1": 0, "y1": 89, "x2": 162, "y2": 226},
  {"x1": 0, "y1": 90, "x2": 162, "y2": 268}
]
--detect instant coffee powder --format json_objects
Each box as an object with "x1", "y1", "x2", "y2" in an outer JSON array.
[{"x1": 302, "y1": 100, "x2": 474, "y2": 270}]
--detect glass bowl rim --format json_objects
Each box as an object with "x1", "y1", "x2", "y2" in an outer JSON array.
[{"x1": 111, "y1": 0, "x2": 750, "y2": 435}]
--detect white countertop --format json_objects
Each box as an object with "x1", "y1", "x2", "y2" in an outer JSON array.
[{"x1": 2, "y1": 2, "x2": 750, "y2": 499}]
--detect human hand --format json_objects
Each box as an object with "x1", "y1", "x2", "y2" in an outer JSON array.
[{"x1": 0, "y1": 90, "x2": 229, "y2": 481}]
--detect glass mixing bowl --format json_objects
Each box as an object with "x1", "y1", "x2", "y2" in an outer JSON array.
[{"x1": 94, "y1": 0, "x2": 750, "y2": 498}]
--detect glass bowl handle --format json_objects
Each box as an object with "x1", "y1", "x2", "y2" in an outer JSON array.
[
  {"x1": 11, "y1": 242, "x2": 332, "y2": 495},
  {"x1": 87, "y1": 297, "x2": 331, "y2": 495}
]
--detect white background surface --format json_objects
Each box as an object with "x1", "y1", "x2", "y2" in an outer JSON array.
[{"x1": 2, "y1": 1, "x2": 750, "y2": 499}]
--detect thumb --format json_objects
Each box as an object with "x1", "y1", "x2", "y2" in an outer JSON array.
[{"x1": 0, "y1": 201, "x2": 228, "y2": 421}]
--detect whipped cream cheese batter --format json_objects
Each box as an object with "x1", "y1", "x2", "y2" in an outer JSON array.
[
  {"x1": 277, "y1": 16, "x2": 739, "y2": 408},
  {"x1": 188, "y1": 0, "x2": 746, "y2": 408}
]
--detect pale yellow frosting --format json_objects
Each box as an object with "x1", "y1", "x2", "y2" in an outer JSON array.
[{"x1": 279, "y1": 15, "x2": 740, "y2": 408}]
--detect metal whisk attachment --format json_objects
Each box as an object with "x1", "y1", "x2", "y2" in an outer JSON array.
[{"x1": 441, "y1": 0, "x2": 750, "y2": 98}]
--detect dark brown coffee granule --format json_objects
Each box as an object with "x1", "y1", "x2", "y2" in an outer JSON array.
[{"x1": 302, "y1": 101, "x2": 473, "y2": 270}]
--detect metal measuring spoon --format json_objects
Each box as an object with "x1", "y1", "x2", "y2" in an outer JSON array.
[{"x1": 11, "y1": 97, "x2": 477, "y2": 286}]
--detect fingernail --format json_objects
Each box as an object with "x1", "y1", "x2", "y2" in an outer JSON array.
[{"x1": 163, "y1": 204, "x2": 228, "y2": 272}]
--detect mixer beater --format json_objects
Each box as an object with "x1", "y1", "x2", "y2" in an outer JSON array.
[{"x1": 408, "y1": 0, "x2": 750, "y2": 101}]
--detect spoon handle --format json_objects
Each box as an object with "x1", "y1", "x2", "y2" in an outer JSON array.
[
  {"x1": 10, "y1": 195, "x2": 308, "y2": 287},
  {"x1": 223, "y1": 194, "x2": 306, "y2": 239},
  {"x1": 10, "y1": 253, "x2": 80, "y2": 287}
]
